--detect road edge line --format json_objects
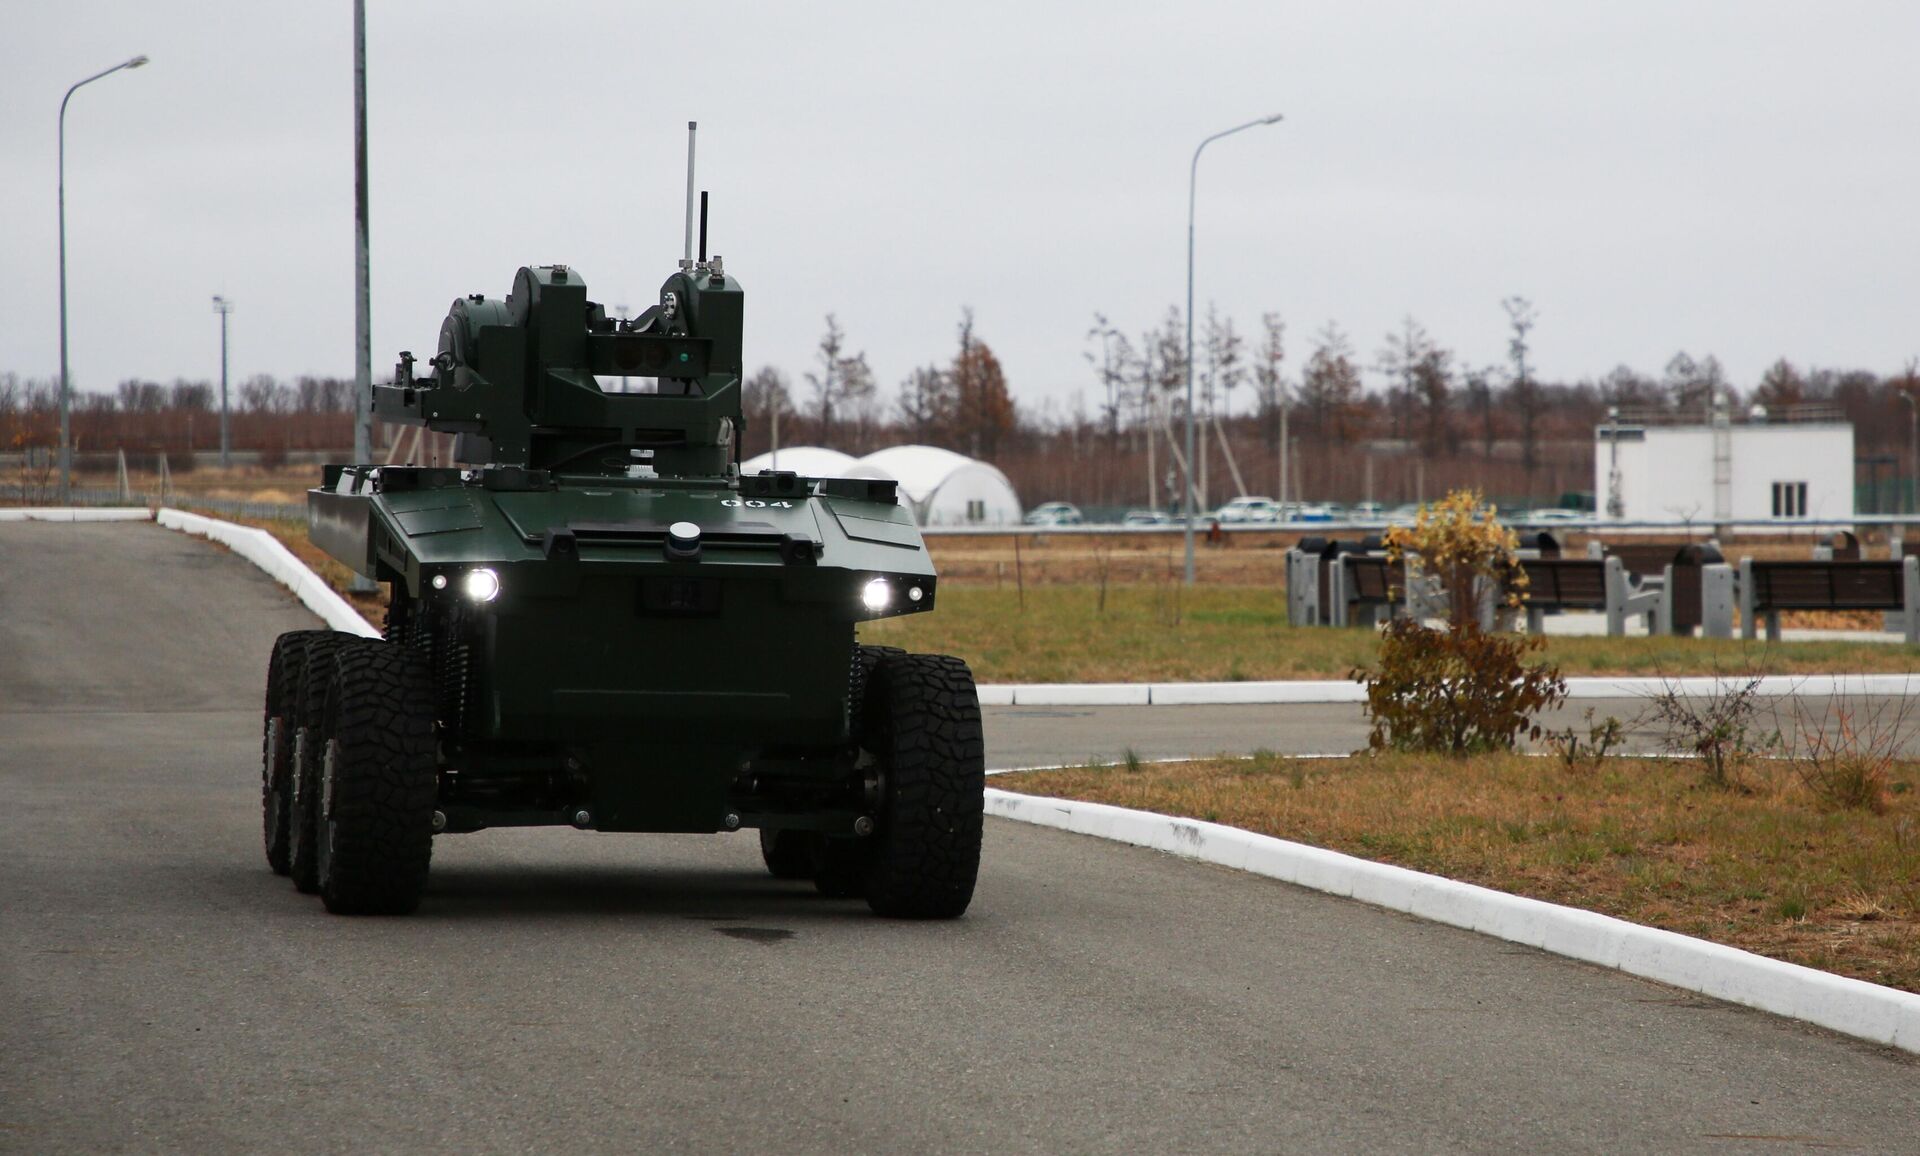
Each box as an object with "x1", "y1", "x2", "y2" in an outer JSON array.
[{"x1": 985, "y1": 787, "x2": 1920, "y2": 1055}]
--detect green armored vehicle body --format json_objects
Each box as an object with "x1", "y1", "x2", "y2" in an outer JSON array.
[{"x1": 258, "y1": 220, "x2": 984, "y2": 918}]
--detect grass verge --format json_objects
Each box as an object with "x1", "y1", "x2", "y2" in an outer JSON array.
[
  {"x1": 861, "y1": 586, "x2": 1920, "y2": 681},
  {"x1": 997, "y1": 752, "x2": 1920, "y2": 993}
]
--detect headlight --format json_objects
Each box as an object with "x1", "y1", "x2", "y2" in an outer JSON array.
[
  {"x1": 861, "y1": 578, "x2": 892, "y2": 612},
  {"x1": 462, "y1": 567, "x2": 501, "y2": 603}
]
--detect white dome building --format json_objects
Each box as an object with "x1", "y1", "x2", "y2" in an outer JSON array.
[
  {"x1": 739, "y1": 443, "x2": 1021, "y2": 527},
  {"x1": 738, "y1": 446, "x2": 859, "y2": 478},
  {"x1": 849, "y1": 445, "x2": 1022, "y2": 527}
]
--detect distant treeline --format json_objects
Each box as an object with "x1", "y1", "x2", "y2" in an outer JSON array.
[{"x1": 6, "y1": 299, "x2": 1916, "y2": 508}]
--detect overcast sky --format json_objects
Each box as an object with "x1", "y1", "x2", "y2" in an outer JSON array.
[{"x1": 4, "y1": 1, "x2": 1917, "y2": 419}]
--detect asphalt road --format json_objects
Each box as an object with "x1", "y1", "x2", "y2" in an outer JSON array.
[
  {"x1": 3, "y1": 521, "x2": 1917, "y2": 1154},
  {"x1": 985, "y1": 695, "x2": 1920, "y2": 768}
]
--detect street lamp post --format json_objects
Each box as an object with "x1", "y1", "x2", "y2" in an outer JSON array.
[
  {"x1": 212, "y1": 296, "x2": 234, "y2": 468},
  {"x1": 57, "y1": 54, "x2": 148, "y2": 502},
  {"x1": 1903, "y1": 391, "x2": 1917, "y2": 515},
  {"x1": 1184, "y1": 113, "x2": 1282, "y2": 584}
]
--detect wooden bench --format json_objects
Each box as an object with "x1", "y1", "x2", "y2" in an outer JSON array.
[
  {"x1": 1737, "y1": 557, "x2": 1920, "y2": 642},
  {"x1": 1514, "y1": 556, "x2": 1662, "y2": 636}
]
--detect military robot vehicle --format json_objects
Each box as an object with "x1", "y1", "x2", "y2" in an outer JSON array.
[{"x1": 258, "y1": 164, "x2": 983, "y2": 918}]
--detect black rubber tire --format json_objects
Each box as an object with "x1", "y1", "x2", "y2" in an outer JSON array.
[
  {"x1": 315, "y1": 639, "x2": 438, "y2": 915},
  {"x1": 288, "y1": 632, "x2": 350, "y2": 894},
  {"x1": 262, "y1": 630, "x2": 330, "y2": 875},
  {"x1": 759, "y1": 828, "x2": 816, "y2": 880},
  {"x1": 860, "y1": 653, "x2": 985, "y2": 918}
]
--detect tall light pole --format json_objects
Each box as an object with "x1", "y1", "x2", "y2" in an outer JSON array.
[
  {"x1": 352, "y1": 0, "x2": 372, "y2": 470},
  {"x1": 212, "y1": 296, "x2": 234, "y2": 468},
  {"x1": 58, "y1": 53, "x2": 148, "y2": 502},
  {"x1": 348, "y1": 1, "x2": 377, "y2": 593},
  {"x1": 1184, "y1": 113, "x2": 1282, "y2": 583},
  {"x1": 1903, "y1": 390, "x2": 1917, "y2": 515}
]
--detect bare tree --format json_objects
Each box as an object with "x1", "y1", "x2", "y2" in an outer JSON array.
[
  {"x1": 239, "y1": 373, "x2": 285, "y2": 414},
  {"x1": 1751, "y1": 358, "x2": 1806, "y2": 409},
  {"x1": 804, "y1": 314, "x2": 873, "y2": 447},
  {"x1": 1299, "y1": 322, "x2": 1363, "y2": 444},
  {"x1": 1502, "y1": 297, "x2": 1542, "y2": 471},
  {"x1": 950, "y1": 309, "x2": 1015, "y2": 458},
  {"x1": 1252, "y1": 312, "x2": 1286, "y2": 452},
  {"x1": 169, "y1": 380, "x2": 213, "y2": 412},
  {"x1": 1410, "y1": 343, "x2": 1453, "y2": 456},
  {"x1": 1085, "y1": 313, "x2": 1132, "y2": 446},
  {"x1": 743, "y1": 365, "x2": 794, "y2": 451},
  {"x1": 1663, "y1": 350, "x2": 1727, "y2": 414},
  {"x1": 1460, "y1": 363, "x2": 1496, "y2": 458},
  {"x1": 1375, "y1": 316, "x2": 1434, "y2": 444},
  {"x1": 895, "y1": 364, "x2": 950, "y2": 443},
  {"x1": 116, "y1": 379, "x2": 166, "y2": 412},
  {"x1": 1203, "y1": 305, "x2": 1245, "y2": 419},
  {"x1": 1598, "y1": 364, "x2": 1660, "y2": 411}
]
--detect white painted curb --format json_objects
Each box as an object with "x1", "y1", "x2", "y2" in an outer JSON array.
[
  {"x1": 155, "y1": 508, "x2": 379, "y2": 638},
  {"x1": 0, "y1": 506, "x2": 153, "y2": 523},
  {"x1": 986, "y1": 787, "x2": 1920, "y2": 1054}
]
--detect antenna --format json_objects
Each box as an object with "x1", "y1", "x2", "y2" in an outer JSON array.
[
  {"x1": 681, "y1": 121, "x2": 698, "y2": 270},
  {"x1": 698, "y1": 191, "x2": 709, "y2": 263}
]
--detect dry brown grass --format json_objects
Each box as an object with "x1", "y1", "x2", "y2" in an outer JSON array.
[
  {"x1": 104, "y1": 463, "x2": 323, "y2": 507},
  {"x1": 998, "y1": 752, "x2": 1920, "y2": 992},
  {"x1": 863, "y1": 586, "x2": 1920, "y2": 681}
]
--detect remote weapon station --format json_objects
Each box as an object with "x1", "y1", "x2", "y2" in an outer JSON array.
[{"x1": 261, "y1": 125, "x2": 984, "y2": 917}]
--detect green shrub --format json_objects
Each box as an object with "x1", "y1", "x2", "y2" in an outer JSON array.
[
  {"x1": 1355, "y1": 489, "x2": 1566, "y2": 755},
  {"x1": 1355, "y1": 619, "x2": 1567, "y2": 755}
]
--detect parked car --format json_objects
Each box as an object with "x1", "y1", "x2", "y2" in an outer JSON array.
[
  {"x1": 1023, "y1": 501, "x2": 1085, "y2": 527},
  {"x1": 1517, "y1": 507, "x2": 1593, "y2": 525},
  {"x1": 1211, "y1": 496, "x2": 1283, "y2": 524},
  {"x1": 1385, "y1": 504, "x2": 1424, "y2": 525},
  {"x1": 1292, "y1": 503, "x2": 1336, "y2": 523},
  {"x1": 1121, "y1": 508, "x2": 1172, "y2": 526},
  {"x1": 1350, "y1": 501, "x2": 1386, "y2": 524}
]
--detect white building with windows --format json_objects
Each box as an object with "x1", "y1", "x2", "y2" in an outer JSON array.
[{"x1": 1595, "y1": 414, "x2": 1853, "y2": 525}]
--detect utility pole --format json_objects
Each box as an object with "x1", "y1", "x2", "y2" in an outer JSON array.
[
  {"x1": 1277, "y1": 386, "x2": 1289, "y2": 509},
  {"x1": 349, "y1": 0, "x2": 375, "y2": 593},
  {"x1": 212, "y1": 295, "x2": 234, "y2": 467},
  {"x1": 1183, "y1": 113, "x2": 1282, "y2": 583},
  {"x1": 1606, "y1": 406, "x2": 1624, "y2": 519},
  {"x1": 57, "y1": 54, "x2": 148, "y2": 502}
]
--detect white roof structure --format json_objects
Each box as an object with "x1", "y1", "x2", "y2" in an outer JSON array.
[
  {"x1": 738, "y1": 446, "x2": 859, "y2": 478},
  {"x1": 848, "y1": 445, "x2": 1022, "y2": 527},
  {"x1": 738, "y1": 443, "x2": 1022, "y2": 526}
]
